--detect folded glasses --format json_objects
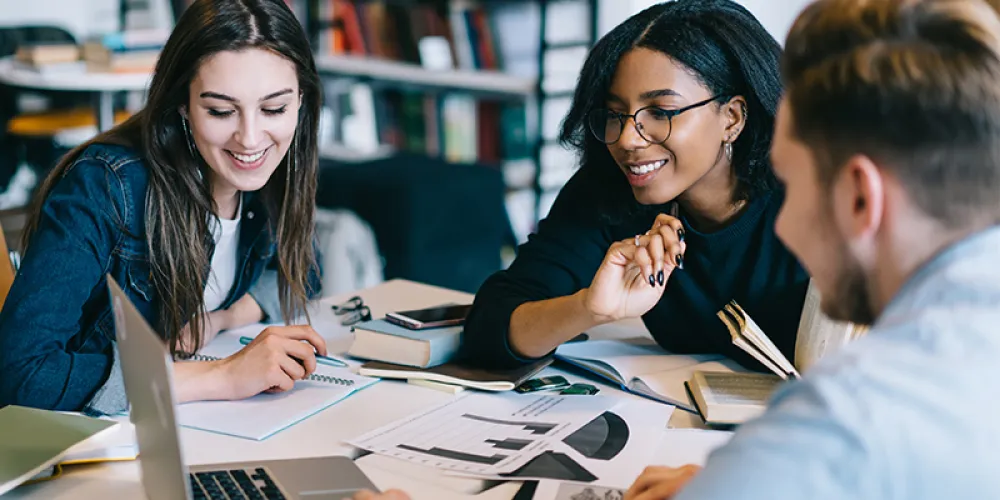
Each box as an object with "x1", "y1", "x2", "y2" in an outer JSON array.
[{"x1": 331, "y1": 295, "x2": 372, "y2": 326}]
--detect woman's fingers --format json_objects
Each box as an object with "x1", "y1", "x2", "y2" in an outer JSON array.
[
  {"x1": 647, "y1": 233, "x2": 666, "y2": 285},
  {"x1": 655, "y1": 225, "x2": 686, "y2": 270},
  {"x1": 633, "y1": 242, "x2": 654, "y2": 287}
]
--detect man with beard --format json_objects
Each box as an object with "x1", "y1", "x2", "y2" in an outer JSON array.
[
  {"x1": 355, "y1": 0, "x2": 1000, "y2": 498},
  {"x1": 621, "y1": 0, "x2": 1000, "y2": 498}
]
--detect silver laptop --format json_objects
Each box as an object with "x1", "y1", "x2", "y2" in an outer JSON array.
[{"x1": 108, "y1": 277, "x2": 379, "y2": 500}]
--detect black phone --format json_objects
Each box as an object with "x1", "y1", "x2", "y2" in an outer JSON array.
[
  {"x1": 515, "y1": 376, "x2": 571, "y2": 393},
  {"x1": 385, "y1": 303, "x2": 473, "y2": 330}
]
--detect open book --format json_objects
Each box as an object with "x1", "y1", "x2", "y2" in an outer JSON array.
[
  {"x1": 555, "y1": 338, "x2": 746, "y2": 412},
  {"x1": 794, "y1": 281, "x2": 869, "y2": 372},
  {"x1": 716, "y1": 300, "x2": 799, "y2": 380},
  {"x1": 689, "y1": 292, "x2": 867, "y2": 426}
]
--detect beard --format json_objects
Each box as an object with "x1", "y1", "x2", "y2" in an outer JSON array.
[{"x1": 820, "y1": 239, "x2": 877, "y2": 326}]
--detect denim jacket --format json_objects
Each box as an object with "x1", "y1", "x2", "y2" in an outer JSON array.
[{"x1": 0, "y1": 143, "x2": 317, "y2": 414}]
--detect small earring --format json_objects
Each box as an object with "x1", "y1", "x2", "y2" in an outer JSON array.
[
  {"x1": 181, "y1": 117, "x2": 198, "y2": 160},
  {"x1": 724, "y1": 141, "x2": 733, "y2": 161}
]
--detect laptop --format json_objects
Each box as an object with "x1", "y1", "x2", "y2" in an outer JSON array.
[{"x1": 108, "y1": 277, "x2": 379, "y2": 500}]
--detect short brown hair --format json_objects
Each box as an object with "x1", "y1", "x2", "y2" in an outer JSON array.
[{"x1": 783, "y1": 0, "x2": 1000, "y2": 225}]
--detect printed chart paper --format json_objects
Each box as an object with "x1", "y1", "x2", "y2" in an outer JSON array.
[{"x1": 347, "y1": 392, "x2": 673, "y2": 485}]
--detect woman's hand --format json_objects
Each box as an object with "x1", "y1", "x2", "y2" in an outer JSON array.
[
  {"x1": 178, "y1": 309, "x2": 228, "y2": 353},
  {"x1": 583, "y1": 213, "x2": 686, "y2": 322},
  {"x1": 218, "y1": 325, "x2": 328, "y2": 400},
  {"x1": 624, "y1": 465, "x2": 701, "y2": 500},
  {"x1": 351, "y1": 489, "x2": 411, "y2": 500},
  {"x1": 178, "y1": 294, "x2": 265, "y2": 353}
]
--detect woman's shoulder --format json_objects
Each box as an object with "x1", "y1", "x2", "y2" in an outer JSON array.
[
  {"x1": 66, "y1": 143, "x2": 151, "y2": 192},
  {"x1": 73, "y1": 143, "x2": 144, "y2": 170}
]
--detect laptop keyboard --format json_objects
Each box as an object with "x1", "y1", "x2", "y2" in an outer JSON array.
[{"x1": 189, "y1": 467, "x2": 286, "y2": 500}]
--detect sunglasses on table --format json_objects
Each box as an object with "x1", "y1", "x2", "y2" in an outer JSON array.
[{"x1": 331, "y1": 295, "x2": 372, "y2": 327}]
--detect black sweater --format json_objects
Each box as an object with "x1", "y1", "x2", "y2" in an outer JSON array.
[{"x1": 460, "y1": 165, "x2": 809, "y2": 371}]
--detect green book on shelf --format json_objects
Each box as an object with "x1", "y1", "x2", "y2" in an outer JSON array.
[{"x1": 0, "y1": 406, "x2": 118, "y2": 495}]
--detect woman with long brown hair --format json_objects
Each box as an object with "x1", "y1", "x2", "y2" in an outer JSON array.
[{"x1": 0, "y1": 0, "x2": 326, "y2": 413}]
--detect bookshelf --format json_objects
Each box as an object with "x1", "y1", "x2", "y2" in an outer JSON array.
[
  {"x1": 313, "y1": 54, "x2": 535, "y2": 98},
  {"x1": 534, "y1": 0, "x2": 598, "y2": 224}
]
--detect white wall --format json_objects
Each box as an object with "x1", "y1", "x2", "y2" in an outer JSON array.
[
  {"x1": 0, "y1": 0, "x2": 120, "y2": 40},
  {"x1": 598, "y1": 0, "x2": 813, "y2": 44}
]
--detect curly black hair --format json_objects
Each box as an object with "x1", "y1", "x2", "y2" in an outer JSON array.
[{"x1": 559, "y1": 0, "x2": 783, "y2": 205}]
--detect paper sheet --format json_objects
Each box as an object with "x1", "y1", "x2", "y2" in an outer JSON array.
[
  {"x1": 175, "y1": 332, "x2": 379, "y2": 440},
  {"x1": 530, "y1": 428, "x2": 734, "y2": 499},
  {"x1": 532, "y1": 481, "x2": 624, "y2": 500},
  {"x1": 348, "y1": 392, "x2": 673, "y2": 486}
]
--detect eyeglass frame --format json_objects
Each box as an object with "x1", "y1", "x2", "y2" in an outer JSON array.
[
  {"x1": 587, "y1": 94, "x2": 731, "y2": 145},
  {"x1": 331, "y1": 295, "x2": 372, "y2": 326}
]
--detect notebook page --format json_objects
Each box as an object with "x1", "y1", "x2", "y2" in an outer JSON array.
[{"x1": 176, "y1": 332, "x2": 378, "y2": 440}]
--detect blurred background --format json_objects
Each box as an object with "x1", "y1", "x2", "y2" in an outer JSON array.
[{"x1": 0, "y1": 0, "x2": 810, "y2": 294}]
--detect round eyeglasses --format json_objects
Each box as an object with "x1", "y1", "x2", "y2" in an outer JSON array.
[{"x1": 587, "y1": 95, "x2": 728, "y2": 145}]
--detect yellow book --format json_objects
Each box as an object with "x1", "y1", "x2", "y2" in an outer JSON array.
[{"x1": 58, "y1": 417, "x2": 137, "y2": 465}]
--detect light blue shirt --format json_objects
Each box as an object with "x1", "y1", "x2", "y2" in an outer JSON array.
[{"x1": 676, "y1": 226, "x2": 1000, "y2": 500}]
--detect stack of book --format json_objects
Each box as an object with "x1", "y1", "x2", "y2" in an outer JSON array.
[{"x1": 80, "y1": 30, "x2": 167, "y2": 74}]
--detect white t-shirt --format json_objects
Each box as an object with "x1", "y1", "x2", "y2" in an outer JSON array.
[{"x1": 204, "y1": 199, "x2": 242, "y2": 312}]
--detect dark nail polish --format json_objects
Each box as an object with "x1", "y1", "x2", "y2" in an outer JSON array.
[
  {"x1": 657, "y1": 270, "x2": 664, "y2": 285},
  {"x1": 678, "y1": 228, "x2": 686, "y2": 242},
  {"x1": 649, "y1": 275, "x2": 656, "y2": 287},
  {"x1": 676, "y1": 255, "x2": 684, "y2": 269}
]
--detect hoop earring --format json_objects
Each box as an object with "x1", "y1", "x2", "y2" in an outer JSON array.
[
  {"x1": 724, "y1": 142, "x2": 733, "y2": 162},
  {"x1": 181, "y1": 117, "x2": 198, "y2": 160}
]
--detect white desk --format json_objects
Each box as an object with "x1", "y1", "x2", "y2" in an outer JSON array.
[
  {"x1": 0, "y1": 58, "x2": 151, "y2": 132},
  {"x1": 7, "y1": 279, "x2": 722, "y2": 499}
]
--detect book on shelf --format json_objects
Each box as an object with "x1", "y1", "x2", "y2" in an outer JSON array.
[
  {"x1": 14, "y1": 43, "x2": 80, "y2": 66},
  {"x1": 347, "y1": 318, "x2": 463, "y2": 368},
  {"x1": 315, "y1": 0, "x2": 530, "y2": 73},
  {"x1": 326, "y1": 84, "x2": 529, "y2": 167}
]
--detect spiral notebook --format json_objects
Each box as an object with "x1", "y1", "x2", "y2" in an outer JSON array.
[{"x1": 175, "y1": 334, "x2": 378, "y2": 441}]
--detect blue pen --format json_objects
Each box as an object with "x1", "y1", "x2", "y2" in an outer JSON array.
[{"x1": 238, "y1": 335, "x2": 348, "y2": 368}]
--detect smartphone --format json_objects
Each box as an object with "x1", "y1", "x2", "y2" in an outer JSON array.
[
  {"x1": 560, "y1": 383, "x2": 599, "y2": 395},
  {"x1": 515, "y1": 376, "x2": 571, "y2": 393},
  {"x1": 385, "y1": 303, "x2": 473, "y2": 330}
]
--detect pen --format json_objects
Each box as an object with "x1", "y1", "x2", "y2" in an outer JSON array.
[{"x1": 238, "y1": 336, "x2": 348, "y2": 368}]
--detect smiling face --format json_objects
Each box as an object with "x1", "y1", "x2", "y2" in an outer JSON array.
[
  {"x1": 605, "y1": 48, "x2": 743, "y2": 205},
  {"x1": 185, "y1": 48, "x2": 301, "y2": 207}
]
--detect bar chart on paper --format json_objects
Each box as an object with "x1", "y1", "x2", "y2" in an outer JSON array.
[{"x1": 347, "y1": 393, "x2": 616, "y2": 475}]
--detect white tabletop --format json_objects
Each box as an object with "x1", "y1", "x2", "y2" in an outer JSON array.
[
  {"x1": 7, "y1": 279, "x2": 724, "y2": 499},
  {"x1": 0, "y1": 57, "x2": 151, "y2": 93}
]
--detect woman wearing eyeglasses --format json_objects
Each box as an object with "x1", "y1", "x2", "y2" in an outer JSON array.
[{"x1": 459, "y1": 0, "x2": 809, "y2": 372}]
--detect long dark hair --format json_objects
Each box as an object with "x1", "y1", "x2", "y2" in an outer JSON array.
[
  {"x1": 560, "y1": 0, "x2": 782, "y2": 209},
  {"x1": 22, "y1": 0, "x2": 322, "y2": 354}
]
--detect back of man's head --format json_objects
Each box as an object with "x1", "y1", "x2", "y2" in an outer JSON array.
[{"x1": 783, "y1": 0, "x2": 1000, "y2": 227}]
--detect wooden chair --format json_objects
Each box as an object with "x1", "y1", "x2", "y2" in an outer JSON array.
[{"x1": 0, "y1": 215, "x2": 16, "y2": 310}]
